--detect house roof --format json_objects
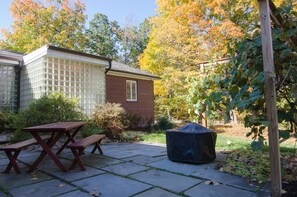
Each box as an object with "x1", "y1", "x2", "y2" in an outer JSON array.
[
  {"x1": 47, "y1": 45, "x2": 112, "y2": 62},
  {"x1": 23, "y1": 45, "x2": 111, "y2": 66},
  {"x1": 0, "y1": 46, "x2": 160, "y2": 80},
  {"x1": 110, "y1": 61, "x2": 160, "y2": 80},
  {"x1": 0, "y1": 49, "x2": 24, "y2": 62}
]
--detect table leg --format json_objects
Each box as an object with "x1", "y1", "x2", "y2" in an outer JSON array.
[
  {"x1": 4, "y1": 150, "x2": 21, "y2": 173},
  {"x1": 56, "y1": 126, "x2": 83, "y2": 154},
  {"x1": 28, "y1": 132, "x2": 67, "y2": 172},
  {"x1": 69, "y1": 148, "x2": 86, "y2": 171}
]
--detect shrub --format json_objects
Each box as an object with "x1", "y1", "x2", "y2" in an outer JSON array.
[
  {"x1": 91, "y1": 103, "x2": 126, "y2": 139},
  {"x1": 123, "y1": 114, "x2": 142, "y2": 130},
  {"x1": 11, "y1": 92, "x2": 83, "y2": 142},
  {"x1": 10, "y1": 130, "x2": 31, "y2": 143},
  {"x1": 123, "y1": 114, "x2": 154, "y2": 131},
  {"x1": 80, "y1": 124, "x2": 103, "y2": 138},
  {"x1": 154, "y1": 116, "x2": 175, "y2": 131},
  {"x1": 13, "y1": 92, "x2": 83, "y2": 130},
  {"x1": 0, "y1": 111, "x2": 15, "y2": 131}
]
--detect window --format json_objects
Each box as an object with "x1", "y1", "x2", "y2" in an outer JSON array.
[
  {"x1": 0, "y1": 65, "x2": 18, "y2": 111},
  {"x1": 126, "y1": 80, "x2": 137, "y2": 101}
]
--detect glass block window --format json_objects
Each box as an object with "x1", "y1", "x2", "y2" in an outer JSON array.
[
  {"x1": 0, "y1": 65, "x2": 18, "y2": 111},
  {"x1": 20, "y1": 57, "x2": 45, "y2": 109},
  {"x1": 20, "y1": 56, "x2": 106, "y2": 115},
  {"x1": 126, "y1": 80, "x2": 137, "y2": 101},
  {"x1": 44, "y1": 57, "x2": 106, "y2": 115}
]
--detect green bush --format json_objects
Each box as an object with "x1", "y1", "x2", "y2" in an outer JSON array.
[
  {"x1": 91, "y1": 103, "x2": 126, "y2": 139},
  {"x1": 0, "y1": 111, "x2": 15, "y2": 131},
  {"x1": 13, "y1": 92, "x2": 83, "y2": 129},
  {"x1": 10, "y1": 92, "x2": 83, "y2": 142},
  {"x1": 10, "y1": 130, "x2": 31, "y2": 143},
  {"x1": 80, "y1": 124, "x2": 103, "y2": 138},
  {"x1": 154, "y1": 116, "x2": 175, "y2": 131}
]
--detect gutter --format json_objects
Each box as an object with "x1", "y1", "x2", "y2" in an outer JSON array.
[{"x1": 105, "y1": 60, "x2": 112, "y2": 74}]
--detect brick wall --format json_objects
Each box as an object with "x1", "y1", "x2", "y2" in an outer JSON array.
[{"x1": 106, "y1": 75, "x2": 154, "y2": 124}]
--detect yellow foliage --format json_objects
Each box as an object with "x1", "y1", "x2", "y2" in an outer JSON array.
[{"x1": 0, "y1": 0, "x2": 87, "y2": 53}]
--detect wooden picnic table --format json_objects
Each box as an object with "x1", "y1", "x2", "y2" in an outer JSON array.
[{"x1": 22, "y1": 121, "x2": 86, "y2": 172}]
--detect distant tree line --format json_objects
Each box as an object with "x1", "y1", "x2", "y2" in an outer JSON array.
[{"x1": 0, "y1": 0, "x2": 150, "y2": 67}]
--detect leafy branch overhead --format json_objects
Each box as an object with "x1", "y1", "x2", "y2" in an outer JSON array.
[{"x1": 188, "y1": 3, "x2": 297, "y2": 142}]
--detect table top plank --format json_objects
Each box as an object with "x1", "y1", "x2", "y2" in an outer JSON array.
[{"x1": 22, "y1": 122, "x2": 87, "y2": 132}]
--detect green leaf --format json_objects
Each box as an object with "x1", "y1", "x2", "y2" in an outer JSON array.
[
  {"x1": 246, "y1": 132, "x2": 252, "y2": 137},
  {"x1": 259, "y1": 121, "x2": 269, "y2": 126},
  {"x1": 279, "y1": 130, "x2": 291, "y2": 139},
  {"x1": 251, "y1": 140, "x2": 264, "y2": 151}
]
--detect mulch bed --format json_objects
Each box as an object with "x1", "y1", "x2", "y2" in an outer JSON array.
[{"x1": 282, "y1": 181, "x2": 297, "y2": 197}]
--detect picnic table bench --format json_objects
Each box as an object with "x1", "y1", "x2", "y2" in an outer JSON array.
[
  {"x1": 0, "y1": 135, "x2": 50, "y2": 173},
  {"x1": 67, "y1": 134, "x2": 105, "y2": 171}
]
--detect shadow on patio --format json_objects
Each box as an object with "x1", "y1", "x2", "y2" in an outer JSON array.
[{"x1": 0, "y1": 142, "x2": 270, "y2": 197}]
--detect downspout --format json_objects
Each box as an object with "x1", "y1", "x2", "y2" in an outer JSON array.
[
  {"x1": 104, "y1": 60, "x2": 112, "y2": 104},
  {"x1": 105, "y1": 60, "x2": 112, "y2": 74}
]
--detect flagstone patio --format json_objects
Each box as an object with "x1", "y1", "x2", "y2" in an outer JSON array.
[{"x1": 0, "y1": 142, "x2": 270, "y2": 197}]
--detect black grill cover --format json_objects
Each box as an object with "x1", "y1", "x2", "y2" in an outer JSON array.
[{"x1": 166, "y1": 122, "x2": 217, "y2": 164}]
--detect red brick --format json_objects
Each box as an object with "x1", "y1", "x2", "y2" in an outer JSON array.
[{"x1": 106, "y1": 75, "x2": 154, "y2": 124}]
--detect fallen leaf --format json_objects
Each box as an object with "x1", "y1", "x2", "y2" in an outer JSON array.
[
  {"x1": 58, "y1": 184, "x2": 65, "y2": 187},
  {"x1": 89, "y1": 191, "x2": 100, "y2": 197},
  {"x1": 205, "y1": 181, "x2": 219, "y2": 186}
]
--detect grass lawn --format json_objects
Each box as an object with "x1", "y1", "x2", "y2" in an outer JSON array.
[
  {"x1": 140, "y1": 132, "x2": 296, "y2": 153},
  {"x1": 140, "y1": 132, "x2": 252, "y2": 151}
]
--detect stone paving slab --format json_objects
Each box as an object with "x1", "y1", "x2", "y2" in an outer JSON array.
[
  {"x1": 149, "y1": 158, "x2": 259, "y2": 191},
  {"x1": 102, "y1": 149, "x2": 140, "y2": 159},
  {"x1": 73, "y1": 173, "x2": 151, "y2": 197},
  {"x1": 49, "y1": 166, "x2": 105, "y2": 182},
  {"x1": 123, "y1": 155, "x2": 167, "y2": 165},
  {"x1": 134, "y1": 187, "x2": 181, "y2": 197},
  {"x1": 184, "y1": 181, "x2": 254, "y2": 197},
  {"x1": 0, "y1": 158, "x2": 10, "y2": 166},
  {"x1": 130, "y1": 169, "x2": 203, "y2": 193},
  {"x1": 35, "y1": 157, "x2": 73, "y2": 172},
  {"x1": 0, "y1": 167, "x2": 52, "y2": 189},
  {"x1": 0, "y1": 142, "x2": 269, "y2": 197},
  {"x1": 9, "y1": 179, "x2": 76, "y2": 197},
  {"x1": 0, "y1": 162, "x2": 29, "y2": 173},
  {"x1": 82, "y1": 154, "x2": 123, "y2": 168},
  {"x1": 0, "y1": 191, "x2": 6, "y2": 197},
  {"x1": 191, "y1": 168, "x2": 259, "y2": 191},
  {"x1": 56, "y1": 190, "x2": 91, "y2": 197},
  {"x1": 101, "y1": 143, "x2": 167, "y2": 158},
  {"x1": 102, "y1": 161, "x2": 149, "y2": 176},
  {"x1": 148, "y1": 159, "x2": 216, "y2": 175}
]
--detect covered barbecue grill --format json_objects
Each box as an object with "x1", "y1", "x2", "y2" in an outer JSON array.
[{"x1": 166, "y1": 122, "x2": 217, "y2": 164}]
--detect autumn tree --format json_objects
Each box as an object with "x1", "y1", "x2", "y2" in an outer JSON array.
[
  {"x1": 118, "y1": 18, "x2": 151, "y2": 67},
  {"x1": 187, "y1": 3, "x2": 297, "y2": 143},
  {"x1": 0, "y1": 0, "x2": 87, "y2": 53},
  {"x1": 140, "y1": 0, "x2": 259, "y2": 119},
  {"x1": 85, "y1": 13, "x2": 120, "y2": 58}
]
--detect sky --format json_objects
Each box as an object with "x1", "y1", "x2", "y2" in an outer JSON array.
[{"x1": 0, "y1": 0, "x2": 157, "y2": 30}]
